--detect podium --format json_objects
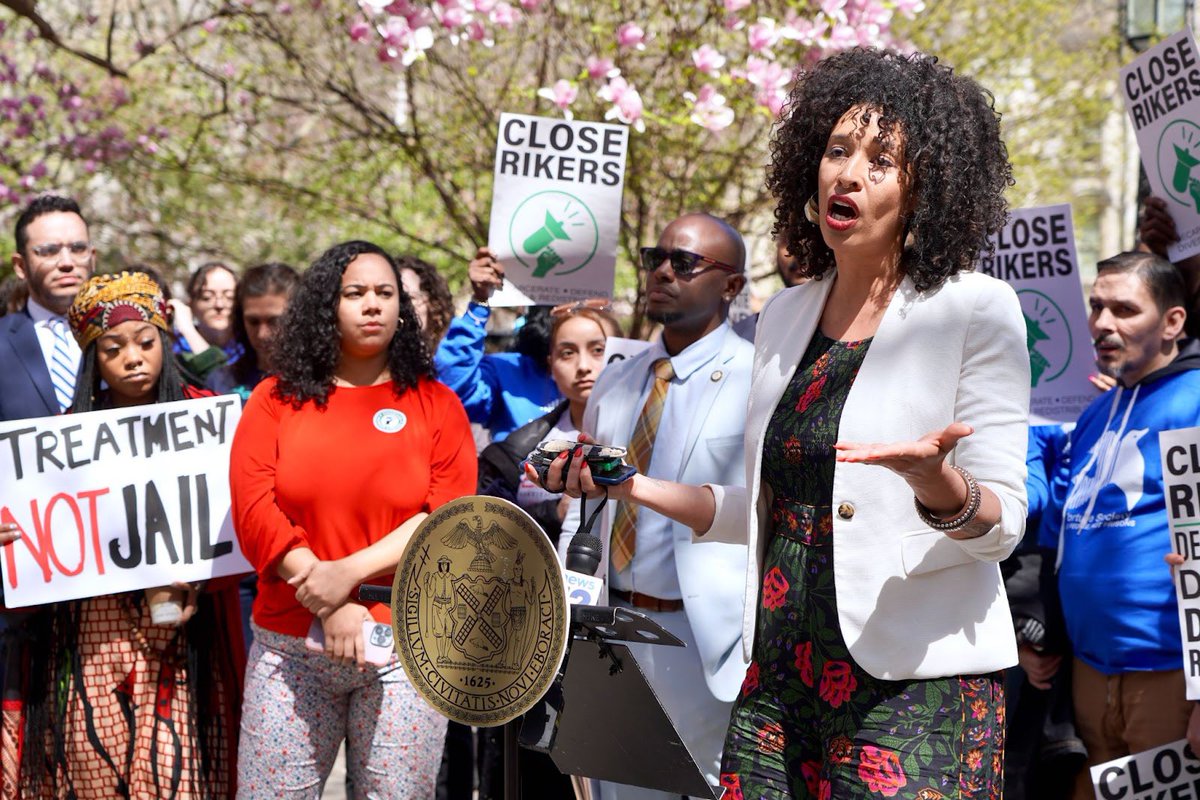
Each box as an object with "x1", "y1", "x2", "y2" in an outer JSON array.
[{"x1": 359, "y1": 584, "x2": 722, "y2": 800}]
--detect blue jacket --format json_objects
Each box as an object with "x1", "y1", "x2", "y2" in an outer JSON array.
[
  {"x1": 0, "y1": 309, "x2": 58, "y2": 422},
  {"x1": 433, "y1": 303, "x2": 559, "y2": 441},
  {"x1": 1046, "y1": 340, "x2": 1200, "y2": 673}
]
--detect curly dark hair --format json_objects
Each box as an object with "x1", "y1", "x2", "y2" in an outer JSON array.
[
  {"x1": 395, "y1": 254, "x2": 454, "y2": 349},
  {"x1": 769, "y1": 48, "x2": 1013, "y2": 292},
  {"x1": 273, "y1": 240, "x2": 433, "y2": 407}
]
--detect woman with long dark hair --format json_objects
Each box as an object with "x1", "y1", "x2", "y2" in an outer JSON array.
[
  {"x1": 542, "y1": 49, "x2": 1028, "y2": 798},
  {"x1": 5, "y1": 271, "x2": 244, "y2": 798},
  {"x1": 230, "y1": 240, "x2": 476, "y2": 797}
]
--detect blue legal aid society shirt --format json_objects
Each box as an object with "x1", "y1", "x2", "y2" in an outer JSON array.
[
  {"x1": 434, "y1": 303, "x2": 560, "y2": 441},
  {"x1": 1045, "y1": 341, "x2": 1200, "y2": 673}
]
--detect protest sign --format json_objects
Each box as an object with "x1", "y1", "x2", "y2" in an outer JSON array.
[
  {"x1": 1161, "y1": 425, "x2": 1200, "y2": 698},
  {"x1": 1091, "y1": 739, "x2": 1200, "y2": 799},
  {"x1": 979, "y1": 204, "x2": 1096, "y2": 425},
  {"x1": 1120, "y1": 27, "x2": 1200, "y2": 261},
  {"x1": 0, "y1": 395, "x2": 252, "y2": 607},
  {"x1": 602, "y1": 336, "x2": 652, "y2": 368},
  {"x1": 487, "y1": 113, "x2": 628, "y2": 306}
]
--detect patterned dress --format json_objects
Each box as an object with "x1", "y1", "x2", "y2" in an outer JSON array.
[
  {"x1": 719, "y1": 331, "x2": 1004, "y2": 800},
  {"x1": 2, "y1": 589, "x2": 244, "y2": 799}
]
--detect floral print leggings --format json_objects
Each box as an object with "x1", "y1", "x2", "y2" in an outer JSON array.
[
  {"x1": 719, "y1": 332, "x2": 1005, "y2": 799},
  {"x1": 237, "y1": 625, "x2": 447, "y2": 799}
]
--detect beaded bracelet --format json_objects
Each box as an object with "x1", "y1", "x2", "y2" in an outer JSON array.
[{"x1": 914, "y1": 465, "x2": 981, "y2": 532}]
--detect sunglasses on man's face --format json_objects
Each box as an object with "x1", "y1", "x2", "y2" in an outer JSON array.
[{"x1": 638, "y1": 247, "x2": 739, "y2": 278}]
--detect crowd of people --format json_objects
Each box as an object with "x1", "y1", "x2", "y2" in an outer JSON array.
[{"x1": 0, "y1": 44, "x2": 1195, "y2": 800}]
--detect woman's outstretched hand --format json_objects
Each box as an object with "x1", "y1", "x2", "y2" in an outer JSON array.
[{"x1": 833, "y1": 422, "x2": 973, "y2": 483}]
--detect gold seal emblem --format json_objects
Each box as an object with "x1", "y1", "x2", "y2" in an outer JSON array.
[{"x1": 392, "y1": 496, "x2": 569, "y2": 727}]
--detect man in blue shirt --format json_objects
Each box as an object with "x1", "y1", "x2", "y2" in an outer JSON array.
[
  {"x1": 433, "y1": 247, "x2": 560, "y2": 441},
  {"x1": 1036, "y1": 252, "x2": 1200, "y2": 799}
]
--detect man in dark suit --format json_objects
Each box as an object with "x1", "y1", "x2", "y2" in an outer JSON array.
[{"x1": 0, "y1": 194, "x2": 94, "y2": 422}]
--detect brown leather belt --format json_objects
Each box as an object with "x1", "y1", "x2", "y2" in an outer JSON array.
[{"x1": 610, "y1": 588, "x2": 684, "y2": 613}]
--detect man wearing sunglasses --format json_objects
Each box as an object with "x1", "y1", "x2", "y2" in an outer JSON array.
[
  {"x1": 560, "y1": 212, "x2": 753, "y2": 800},
  {"x1": 0, "y1": 194, "x2": 95, "y2": 422}
]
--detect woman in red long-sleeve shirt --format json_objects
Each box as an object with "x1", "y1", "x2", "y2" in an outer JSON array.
[{"x1": 230, "y1": 240, "x2": 476, "y2": 798}]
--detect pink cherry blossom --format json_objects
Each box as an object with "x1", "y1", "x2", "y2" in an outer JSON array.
[
  {"x1": 537, "y1": 79, "x2": 578, "y2": 118},
  {"x1": 466, "y1": 20, "x2": 491, "y2": 42},
  {"x1": 586, "y1": 56, "x2": 619, "y2": 80},
  {"x1": 473, "y1": 0, "x2": 497, "y2": 10},
  {"x1": 490, "y1": 2, "x2": 517, "y2": 28},
  {"x1": 440, "y1": 6, "x2": 469, "y2": 28},
  {"x1": 756, "y1": 87, "x2": 787, "y2": 116},
  {"x1": 748, "y1": 18, "x2": 781, "y2": 52},
  {"x1": 894, "y1": 0, "x2": 925, "y2": 16},
  {"x1": 744, "y1": 56, "x2": 789, "y2": 90},
  {"x1": 276, "y1": 2, "x2": 293, "y2": 13},
  {"x1": 519, "y1": 0, "x2": 542, "y2": 9},
  {"x1": 686, "y1": 85, "x2": 734, "y2": 131},
  {"x1": 203, "y1": 19, "x2": 220, "y2": 33},
  {"x1": 827, "y1": 23, "x2": 858, "y2": 49},
  {"x1": 617, "y1": 22, "x2": 645, "y2": 50},
  {"x1": 724, "y1": 0, "x2": 751, "y2": 11},
  {"x1": 786, "y1": 16, "x2": 829, "y2": 46},
  {"x1": 691, "y1": 44, "x2": 726, "y2": 75},
  {"x1": 349, "y1": 18, "x2": 372, "y2": 41},
  {"x1": 597, "y1": 76, "x2": 630, "y2": 104}
]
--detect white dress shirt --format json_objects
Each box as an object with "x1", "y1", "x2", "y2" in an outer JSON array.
[
  {"x1": 609, "y1": 324, "x2": 731, "y2": 598},
  {"x1": 27, "y1": 296, "x2": 81, "y2": 377}
]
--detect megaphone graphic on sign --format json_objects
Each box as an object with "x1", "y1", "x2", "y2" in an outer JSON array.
[
  {"x1": 1172, "y1": 144, "x2": 1200, "y2": 194},
  {"x1": 523, "y1": 211, "x2": 571, "y2": 255}
]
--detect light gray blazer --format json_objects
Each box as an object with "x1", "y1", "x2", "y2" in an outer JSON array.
[
  {"x1": 704, "y1": 270, "x2": 1030, "y2": 681},
  {"x1": 561, "y1": 324, "x2": 753, "y2": 702}
]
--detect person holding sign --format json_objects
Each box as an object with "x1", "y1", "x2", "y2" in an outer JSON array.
[
  {"x1": 3, "y1": 272, "x2": 245, "y2": 798},
  {"x1": 434, "y1": 246, "x2": 561, "y2": 441},
  {"x1": 1138, "y1": 195, "x2": 1200, "y2": 337},
  {"x1": 1034, "y1": 252, "x2": 1200, "y2": 800},
  {"x1": 230, "y1": 240, "x2": 477, "y2": 798},
  {"x1": 538, "y1": 48, "x2": 1028, "y2": 798}
]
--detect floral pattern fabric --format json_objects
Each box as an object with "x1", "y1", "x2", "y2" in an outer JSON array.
[{"x1": 719, "y1": 331, "x2": 1004, "y2": 799}]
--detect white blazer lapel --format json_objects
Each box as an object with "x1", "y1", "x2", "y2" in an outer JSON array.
[{"x1": 748, "y1": 276, "x2": 835, "y2": 449}]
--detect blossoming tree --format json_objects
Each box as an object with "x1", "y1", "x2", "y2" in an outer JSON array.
[{"x1": 0, "y1": 0, "x2": 920, "y2": 325}]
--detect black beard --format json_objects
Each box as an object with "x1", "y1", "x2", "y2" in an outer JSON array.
[{"x1": 647, "y1": 308, "x2": 683, "y2": 325}]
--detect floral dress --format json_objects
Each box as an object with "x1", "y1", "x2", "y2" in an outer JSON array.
[{"x1": 719, "y1": 331, "x2": 1004, "y2": 800}]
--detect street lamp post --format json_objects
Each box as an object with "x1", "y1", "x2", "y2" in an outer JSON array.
[{"x1": 1121, "y1": 0, "x2": 1193, "y2": 53}]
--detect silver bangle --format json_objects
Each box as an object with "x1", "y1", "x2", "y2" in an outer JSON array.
[{"x1": 914, "y1": 465, "x2": 981, "y2": 532}]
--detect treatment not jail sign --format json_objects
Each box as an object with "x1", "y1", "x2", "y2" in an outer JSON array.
[
  {"x1": 0, "y1": 395, "x2": 252, "y2": 607},
  {"x1": 487, "y1": 112, "x2": 628, "y2": 307},
  {"x1": 1160, "y1": 425, "x2": 1200, "y2": 699},
  {"x1": 1121, "y1": 27, "x2": 1200, "y2": 262}
]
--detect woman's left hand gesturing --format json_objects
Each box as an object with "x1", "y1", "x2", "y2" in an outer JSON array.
[
  {"x1": 290, "y1": 559, "x2": 358, "y2": 619},
  {"x1": 833, "y1": 422, "x2": 973, "y2": 484}
]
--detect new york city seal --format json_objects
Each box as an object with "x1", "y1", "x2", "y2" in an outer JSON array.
[{"x1": 392, "y1": 496, "x2": 568, "y2": 726}]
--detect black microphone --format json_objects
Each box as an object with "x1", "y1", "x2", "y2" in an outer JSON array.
[{"x1": 565, "y1": 531, "x2": 603, "y2": 576}]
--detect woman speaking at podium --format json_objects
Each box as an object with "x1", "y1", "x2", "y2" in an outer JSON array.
[{"x1": 539, "y1": 48, "x2": 1028, "y2": 798}]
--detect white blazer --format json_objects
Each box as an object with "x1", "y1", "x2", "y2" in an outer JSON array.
[
  {"x1": 560, "y1": 324, "x2": 752, "y2": 701},
  {"x1": 703, "y1": 270, "x2": 1030, "y2": 681}
]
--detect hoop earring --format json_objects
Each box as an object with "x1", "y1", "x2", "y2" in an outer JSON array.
[{"x1": 804, "y1": 195, "x2": 820, "y2": 225}]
